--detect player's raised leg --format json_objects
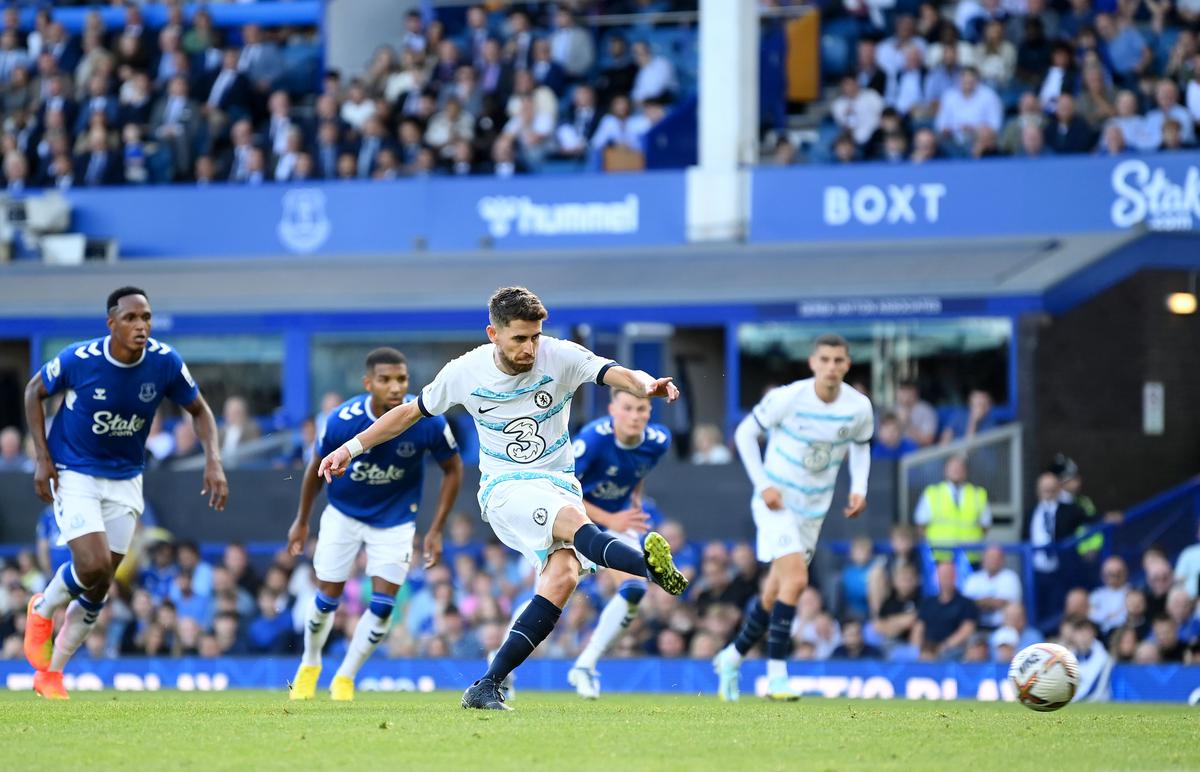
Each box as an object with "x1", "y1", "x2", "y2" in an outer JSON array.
[{"x1": 570, "y1": 574, "x2": 645, "y2": 699}]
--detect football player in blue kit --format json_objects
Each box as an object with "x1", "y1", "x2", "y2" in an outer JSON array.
[
  {"x1": 23, "y1": 287, "x2": 228, "y2": 700},
  {"x1": 566, "y1": 388, "x2": 671, "y2": 698},
  {"x1": 286, "y1": 347, "x2": 463, "y2": 701}
]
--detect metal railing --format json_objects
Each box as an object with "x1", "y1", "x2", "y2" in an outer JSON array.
[{"x1": 898, "y1": 424, "x2": 1024, "y2": 542}]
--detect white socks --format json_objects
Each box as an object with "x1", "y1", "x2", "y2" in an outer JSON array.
[
  {"x1": 49, "y1": 600, "x2": 100, "y2": 672},
  {"x1": 721, "y1": 643, "x2": 745, "y2": 666},
  {"x1": 575, "y1": 594, "x2": 638, "y2": 671},
  {"x1": 35, "y1": 563, "x2": 80, "y2": 618},
  {"x1": 335, "y1": 610, "x2": 389, "y2": 680},
  {"x1": 767, "y1": 658, "x2": 788, "y2": 682},
  {"x1": 301, "y1": 603, "x2": 335, "y2": 667}
]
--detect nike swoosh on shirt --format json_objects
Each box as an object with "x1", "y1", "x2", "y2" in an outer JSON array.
[{"x1": 478, "y1": 405, "x2": 500, "y2": 414}]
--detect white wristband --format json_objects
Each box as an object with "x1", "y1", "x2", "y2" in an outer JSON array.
[{"x1": 344, "y1": 437, "x2": 364, "y2": 459}]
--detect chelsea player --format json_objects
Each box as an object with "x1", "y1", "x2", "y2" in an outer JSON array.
[
  {"x1": 23, "y1": 287, "x2": 228, "y2": 700},
  {"x1": 567, "y1": 388, "x2": 671, "y2": 699},
  {"x1": 287, "y1": 347, "x2": 462, "y2": 701}
]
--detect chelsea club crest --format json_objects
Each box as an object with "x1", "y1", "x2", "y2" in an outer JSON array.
[
  {"x1": 138, "y1": 383, "x2": 157, "y2": 402},
  {"x1": 533, "y1": 390, "x2": 553, "y2": 409}
]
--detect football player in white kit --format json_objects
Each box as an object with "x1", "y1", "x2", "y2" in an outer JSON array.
[
  {"x1": 318, "y1": 287, "x2": 688, "y2": 710},
  {"x1": 713, "y1": 334, "x2": 873, "y2": 701}
]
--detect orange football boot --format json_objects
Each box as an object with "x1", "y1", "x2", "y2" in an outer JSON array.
[{"x1": 24, "y1": 594, "x2": 54, "y2": 671}]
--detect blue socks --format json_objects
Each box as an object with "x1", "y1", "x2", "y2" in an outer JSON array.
[
  {"x1": 572, "y1": 523, "x2": 647, "y2": 577},
  {"x1": 485, "y1": 595, "x2": 561, "y2": 683},
  {"x1": 368, "y1": 592, "x2": 395, "y2": 620},
  {"x1": 733, "y1": 598, "x2": 770, "y2": 656},
  {"x1": 314, "y1": 591, "x2": 340, "y2": 614},
  {"x1": 766, "y1": 601, "x2": 796, "y2": 661},
  {"x1": 618, "y1": 579, "x2": 646, "y2": 604}
]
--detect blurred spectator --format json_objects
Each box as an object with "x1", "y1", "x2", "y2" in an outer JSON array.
[
  {"x1": 442, "y1": 514, "x2": 484, "y2": 570},
  {"x1": 1089, "y1": 556, "x2": 1131, "y2": 634},
  {"x1": 990, "y1": 602, "x2": 1042, "y2": 656},
  {"x1": 550, "y1": 10, "x2": 594, "y2": 79},
  {"x1": 831, "y1": 618, "x2": 883, "y2": 659},
  {"x1": 1166, "y1": 588, "x2": 1200, "y2": 646},
  {"x1": 934, "y1": 67, "x2": 1002, "y2": 149},
  {"x1": 1025, "y1": 472, "x2": 1084, "y2": 624},
  {"x1": 1175, "y1": 521, "x2": 1200, "y2": 598},
  {"x1": 35, "y1": 505, "x2": 69, "y2": 576},
  {"x1": 1145, "y1": 79, "x2": 1196, "y2": 149},
  {"x1": 913, "y1": 455, "x2": 991, "y2": 560},
  {"x1": 974, "y1": 20, "x2": 1015, "y2": 88},
  {"x1": 223, "y1": 543, "x2": 261, "y2": 597},
  {"x1": 596, "y1": 35, "x2": 637, "y2": 106},
  {"x1": 1064, "y1": 616, "x2": 1112, "y2": 701},
  {"x1": 693, "y1": 542, "x2": 755, "y2": 615},
  {"x1": 0, "y1": 425, "x2": 29, "y2": 471},
  {"x1": 555, "y1": 84, "x2": 601, "y2": 159},
  {"x1": 1152, "y1": 615, "x2": 1185, "y2": 662},
  {"x1": 590, "y1": 93, "x2": 651, "y2": 154},
  {"x1": 139, "y1": 540, "x2": 178, "y2": 602},
  {"x1": 991, "y1": 625, "x2": 1019, "y2": 663},
  {"x1": 962, "y1": 545, "x2": 1021, "y2": 630},
  {"x1": 873, "y1": 563, "x2": 922, "y2": 648},
  {"x1": 219, "y1": 396, "x2": 261, "y2": 465},
  {"x1": 689, "y1": 423, "x2": 731, "y2": 465},
  {"x1": 1043, "y1": 93, "x2": 1095, "y2": 154},
  {"x1": 1143, "y1": 552, "x2": 1175, "y2": 620},
  {"x1": 630, "y1": 40, "x2": 676, "y2": 105},
  {"x1": 659, "y1": 520, "x2": 699, "y2": 582},
  {"x1": 940, "y1": 389, "x2": 1000, "y2": 443},
  {"x1": 872, "y1": 412, "x2": 918, "y2": 460},
  {"x1": 1124, "y1": 588, "x2": 1152, "y2": 640},
  {"x1": 1000, "y1": 91, "x2": 1046, "y2": 155},
  {"x1": 839, "y1": 537, "x2": 876, "y2": 619},
  {"x1": 894, "y1": 380, "x2": 937, "y2": 447},
  {"x1": 912, "y1": 562, "x2": 978, "y2": 660},
  {"x1": 832, "y1": 75, "x2": 885, "y2": 147}
]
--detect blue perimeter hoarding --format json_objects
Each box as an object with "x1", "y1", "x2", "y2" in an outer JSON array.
[
  {"x1": 751, "y1": 153, "x2": 1200, "y2": 242},
  {"x1": 2, "y1": 658, "x2": 1196, "y2": 703},
  {"x1": 63, "y1": 171, "x2": 687, "y2": 258}
]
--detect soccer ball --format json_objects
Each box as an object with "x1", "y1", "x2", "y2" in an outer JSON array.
[{"x1": 1008, "y1": 642, "x2": 1080, "y2": 712}]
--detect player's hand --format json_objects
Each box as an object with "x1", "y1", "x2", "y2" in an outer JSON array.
[
  {"x1": 644, "y1": 376, "x2": 680, "y2": 403},
  {"x1": 844, "y1": 493, "x2": 867, "y2": 519},
  {"x1": 318, "y1": 447, "x2": 351, "y2": 482},
  {"x1": 423, "y1": 530, "x2": 443, "y2": 569},
  {"x1": 760, "y1": 486, "x2": 784, "y2": 511},
  {"x1": 610, "y1": 507, "x2": 650, "y2": 534},
  {"x1": 286, "y1": 518, "x2": 309, "y2": 557},
  {"x1": 33, "y1": 457, "x2": 58, "y2": 504},
  {"x1": 203, "y1": 460, "x2": 228, "y2": 511}
]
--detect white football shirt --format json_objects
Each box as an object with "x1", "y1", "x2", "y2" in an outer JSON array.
[
  {"x1": 751, "y1": 378, "x2": 874, "y2": 518},
  {"x1": 418, "y1": 335, "x2": 613, "y2": 506}
]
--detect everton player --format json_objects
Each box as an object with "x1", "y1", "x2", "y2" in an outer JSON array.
[
  {"x1": 286, "y1": 347, "x2": 462, "y2": 701},
  {"x1": 23, "y1": 287, "x2": 228, "y2": 700},
  {"x1": 567, "y1": 388, "x2": 671, "y2": 699}
]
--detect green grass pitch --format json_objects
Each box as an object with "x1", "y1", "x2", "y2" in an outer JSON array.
[{"x1": 1, "y1": 691, "x2": 1195, "y2": 770}]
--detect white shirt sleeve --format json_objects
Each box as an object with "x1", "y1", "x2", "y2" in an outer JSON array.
[
  {"x1": 997, "y1": 570, "x2": 1022, "y2": 603},
  {"x1": 419, "y1": 357, "x2": 464, "y2": 417},
  {"x1": 546, "y1": 337, "x2": 612, "y2": 391},
  {"x1": 750, "y1": 386, "x2": 791, "y2": 431},
  {"x1": 913, "y1": 493, "x2": 932, "y2": 526},
  {"x1": 734, "y1": 413, "x2": 771, "y2": 491},
  {"x1": 980, "y1": 501, "x2": 993, "y2": 529}
]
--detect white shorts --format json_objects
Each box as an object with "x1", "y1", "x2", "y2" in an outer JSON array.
[
  {"x1": 482, "y1": 478, "x2": 596, "y2": 576},
  {"x1": 313, "y1": 505, "x2": 415, "y2": 586},
  {"x1": 53, "y1": 469, "x2": 143, "y2": 555},
  {"x1": 752, "y1": 496, "x2": 824, "y2": 564}
]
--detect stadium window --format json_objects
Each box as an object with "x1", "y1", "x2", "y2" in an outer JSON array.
[{"x1": 736, "y1": 318, "x2": 1012, "y2": 413}]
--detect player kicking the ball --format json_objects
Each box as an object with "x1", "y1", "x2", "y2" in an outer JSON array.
[
  {"x1": 287, "y1": 347, "x2": 462, "y2": 701},
  {"x1": 24, "y1": 287, "x2": 228, "y2": 699},
  {"x1": 318, "y1": 287, "x2": 688, "y2": 711},
  {"x1": 566, "y1": 388, "x2": 671, "y2": 699},
  {"x1": 714, "y1": 334, "x2": 873, "y2": 701}
]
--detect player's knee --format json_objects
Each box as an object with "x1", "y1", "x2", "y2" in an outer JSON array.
[
  {"x1": 541, "y1": 553, "x2": 580, "y2": 600},
  {"x1": 553, "y1": 504, "x2": 588, "y2": 537},
  {"x1": 73, "y1": 555, "x2": 113, "y2": 590},
  {"x1": 618, "y1": 579, "x2": 646, "y2": 605}
]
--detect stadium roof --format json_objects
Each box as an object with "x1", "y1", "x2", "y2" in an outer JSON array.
[{"x1": 0, "y1": 232, "x2": 1139, "y2": 319}]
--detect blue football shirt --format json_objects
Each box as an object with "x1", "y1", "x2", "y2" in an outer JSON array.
[
  {"x1": 40, "y1": 336, "x2": 200, "y2": 480},
  {"x1": 572, "y1": 417, "x2": 671, "y2": 514},
  {"x1": 317, "y1": 393, "x2": 458, "y2": 528}
]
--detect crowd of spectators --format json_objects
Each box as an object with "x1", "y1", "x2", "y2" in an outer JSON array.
[
  {"x1": 0, "y1": 2, "x2": 697, "y2": 190},
  {"x1": 772, "y1": 0, "x2": 1200, "y2": 165},
  {"x1": 2, "y1": 503, "x2": 1197, "y2": 673}
]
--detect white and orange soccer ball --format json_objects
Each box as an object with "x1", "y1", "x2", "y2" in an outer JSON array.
[{"x1": 1008, "y1": 642, "x2": 1080, "y2": 712}]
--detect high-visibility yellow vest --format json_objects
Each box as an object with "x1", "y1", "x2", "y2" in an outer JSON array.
[{"x1": 923, "y1": 482, "x2": 987, "y2": 558}]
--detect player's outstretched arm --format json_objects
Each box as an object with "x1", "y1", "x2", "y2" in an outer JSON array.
[
  {"x1": 288, "y1": 452, "x2": 325, "y2": 556},
  {"x1": 184, "y1": 395, "x2": 228, "y2": 511},
  {"x1": 600, "y1": 365, "x2": 679, "y2": 402},
  {"x1": 318, "y1": 399, "x2": 423, "y2": 482},
  {"x1": 23, "y1": 373, "x2": 56, "y2": 504}
]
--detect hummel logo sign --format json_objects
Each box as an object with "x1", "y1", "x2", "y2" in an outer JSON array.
[
  {"x1": 93, "y1": 388, "x2": 107, "y2": 401},
  {"x1": 478, "y1": 405, "x2": 500, "y2": 414}
]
